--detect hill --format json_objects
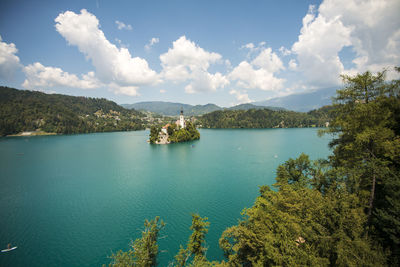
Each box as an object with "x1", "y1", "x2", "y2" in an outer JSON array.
[
  {"x1": 198, "y1": 106, "x2": 333, "y2": 128},
  {"x1": 228, "y1": 103, "x2": 285, "y2": 111},
  {"x1": 254, "y1": 87, "x2": 338, "y2": 112},
  {"x1": 0, "y1": 87, "x2": 145, "y2": 136},
  {"x1": 122, "y1": 101, "x2": 221, "y2": 116}
]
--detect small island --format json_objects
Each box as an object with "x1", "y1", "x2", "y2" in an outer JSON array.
[{"x1": 149, "y1": 109, "x2": 200, "y2": 144}]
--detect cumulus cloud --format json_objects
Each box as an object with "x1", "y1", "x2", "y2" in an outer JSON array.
[
  {"x1": 288, "y1": 59, "x2": 297, "y2": 70},
  {"x1": 145, "y1": 37, "x2": 159, "y2": 51},
  {"x1": 230, "y1": 89, "x2": 252, "y2": 104},
  {"x1": 229, "y1": 47, "x2": 285, "y2": 91},
  {"x1": 160, "y1": 36, "x2": 228, "y2": 93},
  {"x1": 0, "y1": 35, "x2": 21, "y2": 80},
  {"x1": 184, "y1": 70, "x2": 229, "y2": 93},
  {"x1": 251, "y1": 47, "x2": 284, "y2": 73},
  {"x1": 54, "y1": 9, "x2": 158, "y2": 95},
  {"x1": 291, "y1": 5, "x2": 351, "y2": 86},
  {"x1": 115, "y1": 20, "x2": 132, "y2": 31},
  {"x1": 291, "y1": 0, "x2": 400, "y2": 87},
  {"x1": 22, "y1": 62, "x2": 101, "y2": 90},
  {"x1": 109, "y1": 83, "x2": 139, "y2": 96}
]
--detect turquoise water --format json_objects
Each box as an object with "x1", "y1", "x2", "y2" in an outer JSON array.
[{"x1": 0, "y1": 129, "x2": 331, "y2": 266}]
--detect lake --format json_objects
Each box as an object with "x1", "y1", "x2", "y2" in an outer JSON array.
[{"x1": 0, "y1": 128, "x2": 332, "y2": 266}]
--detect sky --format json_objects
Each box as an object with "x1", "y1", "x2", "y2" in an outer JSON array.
[{"x1": 0, "y1": 0, "x2": 399, "y2": 107}]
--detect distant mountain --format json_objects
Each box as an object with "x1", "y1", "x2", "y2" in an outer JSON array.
[
  {"x1": 122, "y1": 101, "x2": 221, "y2": 116},
  {"x1": 228, "y1": 103, "x2": 285, "y2": 111},
  {"x1": 122, "y1": 101, "x2": 285, "y2": 116},
  {"x1": 253, "y1": 87, "x2": 338, "y2": 112}
]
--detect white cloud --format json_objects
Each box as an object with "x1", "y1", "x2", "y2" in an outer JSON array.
[
  {"x1": 115, "y1": 20, "x2": 132, "y2": 31},
  {"x1": 160, "y1": 36, "x2": 228, "y2": 93},
  {"x1": 55, "y1": 9, "x2": 158, "y2": 95},
  {"x1": 291, "y1": 4, "x2": 351, "y2": 87},
  {"x1": 22, "y1": 62, "x2": 101, "y2": 90},
  {"x1": 251, "y1": 47, "x2": 284, "y2": 73},
  {"x1": 160, "y1": 89, "x2": 166, "y2": 93},
  {"x1": 230, "y1": 89, "x2": 252, "y2": 104},
  {"x1": 242, "y1": 43, "x2": 255, "y2": 50},
  {"x1": 0, "y1": 35, "x2": 21, "y2": 80},
  {"x1": 184, "y1": 70, "x2": 229, "y2": 94},
  {"x1": 288, "y1": 59, "x2": 297, "y2": 70},
  {"x1": 291, "y1": 0, "x2": 400, "y2": 87},
  {"x1": 110, "y1": 83, "x2": 139, "y2": 96},
  {"x1": 279, "y1": 46, "x2": 291, "y2": 56},
  {"x1": 229, "y1": 47, "x2": 285, "y2": 91},
  {"x1": 145, "y1": 37, "x2": 159, "y2": 51}
]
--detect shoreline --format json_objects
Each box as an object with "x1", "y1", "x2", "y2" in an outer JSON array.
[{"x1": 7, "y1": 131, "x2": 57, "y2": 137}]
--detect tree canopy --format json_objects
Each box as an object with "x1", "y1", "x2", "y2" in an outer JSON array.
[{"x1": 0, "y1": 86, "x2": 145, "y2": 136}]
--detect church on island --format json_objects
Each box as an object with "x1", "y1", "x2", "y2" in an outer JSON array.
[
  {"x1": 150, "y1": 108, "x2": 200, "y2": 144},
  {"x1": 162, "y1": 109, "x2": 186, "y2": 135}
]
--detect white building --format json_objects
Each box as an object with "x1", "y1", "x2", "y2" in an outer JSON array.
[
  {"x1": 180, "y1": 109, "x2": 186, "y2": 128},
  {"x1": 176, "y1": 108, "x2": 186, "y2": 128}
]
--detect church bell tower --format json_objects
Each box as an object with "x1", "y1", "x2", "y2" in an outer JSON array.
[{"x1": 179, "y1": 108, "x2": 185, "y2": 128}]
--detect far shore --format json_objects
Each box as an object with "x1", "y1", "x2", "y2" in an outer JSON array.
[{"x1": 7, "y1": 131, "x2": 57, "y2": 137}]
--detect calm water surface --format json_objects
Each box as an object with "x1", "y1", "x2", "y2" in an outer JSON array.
[{"x1": 0, "y1": 128, "x2": 331, "y2": 266}]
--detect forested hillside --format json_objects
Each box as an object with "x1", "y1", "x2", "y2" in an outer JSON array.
[
  {"x1": 199, "y1": 106, "x2": 333, "y2": 128},
  {"x1": 0, "y1": 87, "x2": 145, "y2": 136}
]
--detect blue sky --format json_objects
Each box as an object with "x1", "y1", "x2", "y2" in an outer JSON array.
[{"x1": 0, "y1": 0, "x2": 399, "y2": 106}]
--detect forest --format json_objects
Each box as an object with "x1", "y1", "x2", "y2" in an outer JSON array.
[
  {"x1": 105, "y1": 68, "x2": 400, "y2": 266},
  {"x1": 198, "y1": 105, "x2": 333, "y2": 129},
  {"x1": 0, "y1": 87, "x2": 145, "y2": 136}
]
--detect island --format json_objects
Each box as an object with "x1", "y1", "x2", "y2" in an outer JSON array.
[{"x1": 149, "y1": 109, "x2": 200, "y2": 144}]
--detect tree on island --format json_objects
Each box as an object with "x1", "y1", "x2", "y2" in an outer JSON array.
[{"x1": 149, "y1": 121, "x2": 200, "y2": 144}]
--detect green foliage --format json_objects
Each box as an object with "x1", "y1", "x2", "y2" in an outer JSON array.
[
  {"x1": 149, "y1": 126, "x2": 160, "y2": 144},
  {"x1": 107, "y1": 217, "x2": 165, "y2": 267},
  {"x1": 148, "y1": 121, "x2": 200, "y2": 144},
  {"x1": 173, "y1": 214, "x2": 210, "y2": 267},
  {"x1": 188, "y1": 214, "x2": 210, "y2": 260},
  {"x1": 219, "y1": 155, "x2": 386, "y2": 266},
  {"x1": 199, "y1": 106, "x2": 333, "y2": 129},
  {"x1": 321, "y1": 68, "x2": 400, "y2": 265},
  {"x1": 168, "y1": 122, "x2": 200, "y2": 143},
  {"x1": 0, "y1": 86, "x2": 145, "y2": 136}
]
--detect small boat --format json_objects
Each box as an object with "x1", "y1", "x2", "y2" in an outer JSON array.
[{"x1": 1, "y1": 246, "x2": 17, "y2": 253}]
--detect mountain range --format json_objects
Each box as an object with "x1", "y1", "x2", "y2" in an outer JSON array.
[
  {"x1": 253, "y1": 87, "x2": 338, "y2": 112},
  {"x1": 123, "y1": 87, "x2": 338, "y2": 115},
  {"x1": 121, "y1": 102, "x2": 283, "y2": 116}
]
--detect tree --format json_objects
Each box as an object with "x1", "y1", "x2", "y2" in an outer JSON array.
[
  {"x1": 219, "y1": 155, "x2": 386, "y2": 266},
  {"x1": 173, "y1": 214, "x2": 210, "y2": 266},
  {"x1": 107, "y1": 217, "x2": 165, "y2": 267},
  {"x1": 322, "y1": 68, "x2": 400, "y2": 265},
  {"x1": 149, "y1": 126, "x2": 160, "y2": 144}
]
